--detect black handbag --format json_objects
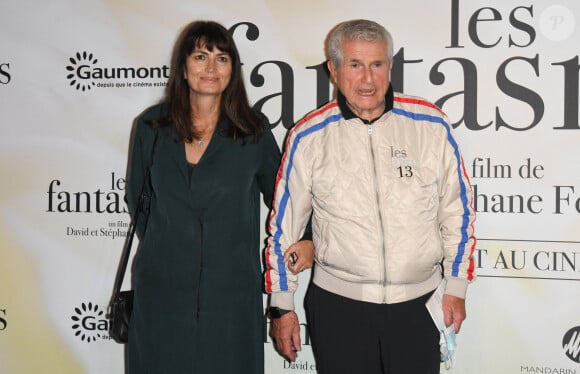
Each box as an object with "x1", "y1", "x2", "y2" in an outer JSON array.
[
  {"x1": 107, "y1": 130, "x2": 158, "y2": 344},
  {"x1": 107, "y1": 290, "x2": 134, "y2": 344}
]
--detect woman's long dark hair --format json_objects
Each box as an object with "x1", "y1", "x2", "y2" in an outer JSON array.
[{"x1": 161, "y1": 20, "x2": 263, "y2": 142}]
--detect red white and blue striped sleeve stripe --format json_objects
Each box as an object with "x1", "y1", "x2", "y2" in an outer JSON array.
[{"x1": 264, "y1": 103, "x2": 341, "y2": 293}]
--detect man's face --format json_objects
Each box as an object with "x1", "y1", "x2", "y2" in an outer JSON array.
[{"x1": 328, "y1": 39, "x2": 392, "y2": 121}]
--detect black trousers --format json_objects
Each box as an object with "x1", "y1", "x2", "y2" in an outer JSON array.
[{"x1": 305, "y1": 283, "x2": 440, "y2": 374}]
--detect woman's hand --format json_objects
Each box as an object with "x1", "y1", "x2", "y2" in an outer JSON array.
[{"x1": 283, "y1": 240, "x2": 315, "y2": 274}]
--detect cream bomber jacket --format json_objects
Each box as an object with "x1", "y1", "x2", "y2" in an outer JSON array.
[{"x1": 265, "y1": 87, "x2": 476, "y2": 310}]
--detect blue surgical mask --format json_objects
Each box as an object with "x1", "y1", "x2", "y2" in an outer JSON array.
[{"x1": 440, "y1": 325, "x2": 456, "y2": 369}]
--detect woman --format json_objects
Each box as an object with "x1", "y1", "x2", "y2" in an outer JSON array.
[{"x1": 126, "y1": 21, "x2": 312, "y2": 373}]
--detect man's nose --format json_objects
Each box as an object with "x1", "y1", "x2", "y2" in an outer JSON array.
[{"x1": 362, "y1": 66, "x2": 373, "y2": 82}]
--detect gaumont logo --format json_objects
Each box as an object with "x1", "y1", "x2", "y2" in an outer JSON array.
[
  {"x1": 563, "y1": 326, "x2": 580, "y2": 363},
  {"x1": 66, "y1": 52, "x2": 98, "y2": 91},
  {"x1": 71, "y1": 302, "x2": 110, "y2": 342},
  {"x1": 65, "y1": 51, "x2": 169, "y2": 92}
]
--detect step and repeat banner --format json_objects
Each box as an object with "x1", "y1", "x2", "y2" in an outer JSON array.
[{"x1": 1, "y1": 1, "x2": 579, "y2": 373}]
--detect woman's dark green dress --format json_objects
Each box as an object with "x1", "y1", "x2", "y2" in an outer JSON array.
[{"x1": 126, "y1": 105, "x2": 280, "y2": 373}]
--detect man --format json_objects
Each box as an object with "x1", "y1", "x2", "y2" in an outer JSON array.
[{"x1": 264, "y1": 19, "x2": 476, "y2": 373}]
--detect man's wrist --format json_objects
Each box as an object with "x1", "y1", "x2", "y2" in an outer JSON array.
[
  {"x1": 270, "y1": 291, "x2": 295, "y2": 310},
  {"x1": 267, "y1": 306, "x2": 292, "y2": 319},
  {"x1": 445, "y1": 278, "x2": 468, "y2": 299}
]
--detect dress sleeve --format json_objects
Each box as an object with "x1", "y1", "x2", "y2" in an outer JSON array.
[
  {"x1": 256, "y1": 127, "x2": 281, "y2": 208},
  {"x1": 126, "y1": 117, "x2": 154, "y2": 239}
]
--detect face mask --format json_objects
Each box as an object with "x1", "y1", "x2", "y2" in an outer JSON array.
[{"x1": 440, "y1": 325, "x2": 456, "y2": 369}]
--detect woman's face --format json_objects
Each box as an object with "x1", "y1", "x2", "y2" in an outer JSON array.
[{"x1": 184, "y1": 44, "x2": 232, "y2": 99}]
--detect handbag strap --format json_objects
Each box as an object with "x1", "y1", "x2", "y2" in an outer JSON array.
[{"x1": 110, "y1": 129, "x2": 159, "y2": 299}]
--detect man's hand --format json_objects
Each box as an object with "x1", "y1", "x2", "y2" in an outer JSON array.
[
  {"x1": 270, "y1": 311, "x2": 301, "y2": 361},
  {"x1": 284, "y1": 240, "x2": 314, "y2": 274},
  {"x1": 442, "y1": 294, "x2": 466, "y2": 333}
]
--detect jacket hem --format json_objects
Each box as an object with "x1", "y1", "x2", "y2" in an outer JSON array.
[{"x1": 312, "y1": 266, "x2": 443, "y2": 304}]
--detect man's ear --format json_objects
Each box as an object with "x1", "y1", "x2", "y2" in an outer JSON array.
[{"x1": 327, "y1": 60, "x2": 337, "y2": 83}]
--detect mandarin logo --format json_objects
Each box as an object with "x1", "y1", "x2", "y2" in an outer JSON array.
[
  {"x1": 66, "y1": 51, "x2": 98, "y2": 91},
  {"x1": 563, "y1": 326, "x2": 580, "y2": 363},
  {"x1": 71, "y1": 302, "x2": 108, "y2": 342}
]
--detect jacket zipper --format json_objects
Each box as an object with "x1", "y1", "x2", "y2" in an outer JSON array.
[
  {"x1": 196, "y1": 221, "x2": 204, "y2": 320},
  {"x1": 367, "y1": 124, "x2": 388, "y2": 302}
]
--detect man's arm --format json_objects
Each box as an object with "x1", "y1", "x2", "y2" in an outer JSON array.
[
  {"x1": 264, "y1": 127, "x2": 313, "y2": 360},
  {"x1": 437, "y1": 122, "x2": 476, "y2": 332}
]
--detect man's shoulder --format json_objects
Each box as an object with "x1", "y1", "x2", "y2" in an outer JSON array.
[
  {"x1": 293, "y1": 100, "x2": 342, "y2": 132},
  {"x1": 392, "y1": 92, "x2": 445, "y2": 117}
]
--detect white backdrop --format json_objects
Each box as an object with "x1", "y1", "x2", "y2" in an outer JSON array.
[{"x1": 1, "y1": 1, "x2": 580, "y2": 373}]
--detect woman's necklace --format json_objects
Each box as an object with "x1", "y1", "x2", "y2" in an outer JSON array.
[
  {"x1": 192, "y1": 121, "x2": 216, "y2": 148},
  {"x1": 196, "y1": 133, "x2": 211, "y2": 148}
]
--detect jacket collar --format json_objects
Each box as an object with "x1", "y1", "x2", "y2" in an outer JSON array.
[{"x1": 337, "y1": 84, "x2": 394, "y2": 124}]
